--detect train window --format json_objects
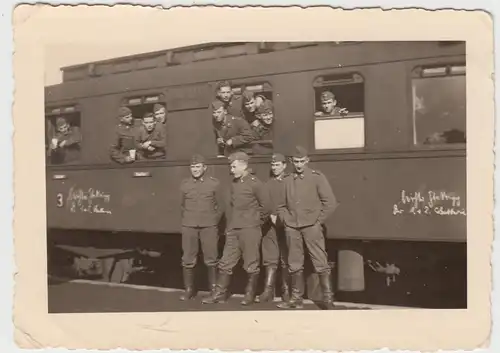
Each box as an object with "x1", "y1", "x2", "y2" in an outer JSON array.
[
  {"x1": 313, "y1": 73, "x2": 365, "y2": 150},
  {"x1": 45, "y1": 105, "x2": 82, "y2": 165},
  {"x1": 122, "y1": 94, "x2": 167, "y2": 161},
  {"x1": 412, "y1": 64, "x2": 466, "y2": 146},
  {"x1": 123, "y1": 94, "x2": 167, "y2": 127},
  {"x1": 232, "y1": 82, "x2": 274, "y2": 155}
]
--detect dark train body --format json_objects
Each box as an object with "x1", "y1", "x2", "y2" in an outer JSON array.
[{"x1": 45, "y1": 41, "x2": 467, "y2": 308}]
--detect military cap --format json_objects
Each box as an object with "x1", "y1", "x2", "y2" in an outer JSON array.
[
  {"x1": 256, "y1": 99, "x2": 273, "y2": 114},
  {"x1": 211, "y1": 100, "x2": 226, "y2": 111},
  {"x1": 118, "y1": 106, "x2": 132, "y2": 118},
  {"x1": 142, "y1": 112, "x2": 155, "y2": 120},
  {"x1": 190, "y1": 154, "x2": 206, "y2": 165},
  {"x1": 153, "y1": 103, "x2": 165, "y2": 112},
  {"x1": 292, "y1": 145, "x2": 309, "y2": 158},
  {"x1": 228, "y1": 151, "x2": 250, "y2": 162},
  {"x1": 271, "y1": 153, "x2": 286, "y2": 163},
  {"x1": 55, "y1": 116, "x2": 68, "y2": 127},
  {"x1": 242, "y1": 89, "x2": 255, "y2": 103},
  {"x1": 320, "y1": 91, "x2": 336, "y2": 102}
]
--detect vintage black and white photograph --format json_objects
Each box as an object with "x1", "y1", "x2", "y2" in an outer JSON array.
[
  {"x1": 44, "y1": 39, "x2": 468, "y2": 313},
  {"x1": 12, "y1": 5, "x2": 493, "y2": 351}
]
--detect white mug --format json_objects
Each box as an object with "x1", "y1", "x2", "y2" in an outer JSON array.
[{"x1": 129, "y1": 149, "x2": 136, "y2": 159}]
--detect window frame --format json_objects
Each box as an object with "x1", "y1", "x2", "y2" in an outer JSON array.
[
  {"x1": 311, "y1": 71, "x2": 367, "y2": 154},
  {"x1": 209, "y1": 79, "x2": 275, "y2": 157},
  {"x1": 409, "y1": 62, "x2": 466, "y2": 151},
  {"x1": 45, "y1": 103, "x2": 83, "y2": 166},
  {"x1": 118, "y1": 91, "x2": 168, "y2": 163}
]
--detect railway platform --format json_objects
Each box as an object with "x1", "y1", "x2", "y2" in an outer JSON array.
[{"x1": 48, "y1": 276, "x2": 407, "y2": 313}]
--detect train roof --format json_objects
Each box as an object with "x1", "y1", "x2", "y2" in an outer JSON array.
[{"x1": 59, "y1": 41, "x2": 361, "y2": 83}]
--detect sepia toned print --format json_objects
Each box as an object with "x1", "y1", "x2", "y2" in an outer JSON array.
[
  {"x1": 13, "y1": 5, "x2": 493, "y2": 351},
  {"x1": 45, "y1": 40, "x2": 467, "y2": 312}
]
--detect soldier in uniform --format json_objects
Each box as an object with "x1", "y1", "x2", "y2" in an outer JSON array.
[
  {"x1": 110, "y1": 106, "x2": 137, "y2": 164},
  {"x1": 314, "y1": 91, "x2": 349, "y2": 117},
  {"x1": 241, "y1": 89, "x2": 266, "y2": 125},
  {"x1": 276, "y1": 146, "x2": 339, "y2": 309},
  {"x1": 250, "y1": 100, "x2": 275, "y2": 155},
  {"x1": 49, "y1": 116, "x2": 82, "y2": 164},
  {"x1": 215, "y1": 80, "x2": 244, "y2": 117},
  {"x1": 135, "y1": 112, "x2": 167, "y2": 160},
  {"x1": 256, "y1": 153, "x2": 290, "y2": 303},
  {"x1": 202, "y1": 152, "x2": 272, "y2": 306},
  {"x1": 153, "y1": 103, "x2": 167, "y2": 124},
  {"x1": 179, "y1": 154, "x2": 224, "y2": 301},
  {"x1": 211, "y1": 100, "x2": 255, "y2": 156}
]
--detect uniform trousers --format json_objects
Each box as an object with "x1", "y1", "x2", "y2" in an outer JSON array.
[
  {"x1": 181, "y1": 226, "x2": 219, "y2": 269},
  {"x1": 218, "y1": 226, "x2": 262, "y2": 275},
  {"x1": 261, "y1": 221, "x2": 288, "y2": 268},
  {"x1": 286, "y1": 222, "x2": 330, "y2": 274}
]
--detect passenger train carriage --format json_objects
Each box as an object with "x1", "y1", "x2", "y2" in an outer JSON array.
[{"x1": 45, "y1": 41, "x2": 467, "y2": 308}]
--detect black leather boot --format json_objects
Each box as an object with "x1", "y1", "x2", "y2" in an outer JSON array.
[
  {"x1": 277, "y1": 270, "x2": 304, "y2": 309},
  {"x1": 202, "y1": 271, "x2": 231, "y2": 304},
  {"x1": 207, "y1": 266, "x2": 217, "y2": 294},
  {"x1": 280, "y1": 266, "x2": 291, "y2": 302},
  {"x1": 256, "y1": 267, "x2": 277, "y2": 303},
  {"x1": 179, "y1": 267, "x2": 195, "y2": 301},
  {"x1": 241, "y1": 272, "x2": 260, "y2": 306},
  {"x1": 319, "y1": 271, "x2": 336, "y2": 309}
]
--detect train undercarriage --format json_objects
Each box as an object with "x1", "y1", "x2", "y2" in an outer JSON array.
[{"x1": 47, "y1": 228, "x2": 466, "y2": 309}]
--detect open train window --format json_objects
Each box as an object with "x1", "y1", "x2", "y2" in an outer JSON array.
[
  {"x1": 45, "y1": 104, "x2": 82, "y2": 165},
  {"x1": 122, "y1": 94, "x2": 167, "y2": 127},
  {"x1": 313, "y1": 73, "x2": 365, "y2": 150},
  {"x1": 121, "y1": 94, "x2": 167, "y2": 161},
  {"x1": 231, "y1": 82, "x2": 275, "y2": 155},
  {"x1": 412, "y1": 64, "x2": 466, "y2": 146}
]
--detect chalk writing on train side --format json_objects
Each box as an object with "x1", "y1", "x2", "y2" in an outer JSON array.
[
  {"x1": 66, "y1": 186, "x2": 112, "y2": 215},
  {"x1": 392, "y1": 190, "x2": 466, "y2": 216}
]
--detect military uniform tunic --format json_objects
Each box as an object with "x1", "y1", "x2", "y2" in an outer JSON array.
[
  {"x1": 180, "y1": 176, "x2": 224, "y2": 268},
  {"x1": 218, "y1": 173, "x2": 272, "y2": 275},
  {"x1": 213, "y1": 115, "x2": 255, "y2": 156},
  {"x1": 135, "y1": 124, "x2": 167, "y2": 160},
  {"x1": 109, "y1": 123, "x2": 137, "y2": 164},
  {"x1": 261, "y1": 174, "x2": 288, "y2": 268},
  {"x1": 277, "y1": 167, "x2": 338, "y2": 274},
  {"x1": 50, "y1": 126, "x2": 82, "y2": 164},
  {"x1": 251, "y1": 122, "x2": 274, "y2": 155}
]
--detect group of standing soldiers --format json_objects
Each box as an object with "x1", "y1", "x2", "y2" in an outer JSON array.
[{"x1": 179, "y1": 146, "x2": 339, "y2": 309}]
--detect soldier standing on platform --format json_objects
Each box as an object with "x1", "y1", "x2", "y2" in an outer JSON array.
[
  {"x1": 110, "y1": 107, "x2": 137, "y2": 164},
  {"x1": 179, "y1": 154, "x2": 224, "y2": 301},
  {"x1": 276, "y1": 146, "x2": 339, "y2": 310},
  {"x1": 256, "y1": 153, "x2": 290, "y2": 303},
  {"x1": 212, "y1": 100, "x2": 255, "y2": 156},
  {"x1": 202, "y1": 152, "x2": 272, "y2": 306}
]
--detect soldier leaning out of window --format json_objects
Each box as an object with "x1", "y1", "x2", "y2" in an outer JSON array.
[
  {"x1": 49, "y1": 116, "x2": 82, "y2": 164},
  {"x1": 109, "y1": 106, "x2": 138, "y2": 164},
  {"x1": 211, "y1": 99, "x2": 255, "y2": 157},
  {"x1": 242, "y1": 89, "x2": 267, "y2": 125},
  {"x1": 314, "y1": 91, "x2": 349, "y2": 117},
  {"x1": 153, "y1": 103, "x2": 167, "y2": 124},
  {"x1": 215, "y1": 80, "x2": 244, "y2": 118},
  {"x1": 250, "y1": 99, "x2": 275, "y2": 155},
  {"x1": 135, "y1": 112, "x2": 167, "y2": 160}
]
